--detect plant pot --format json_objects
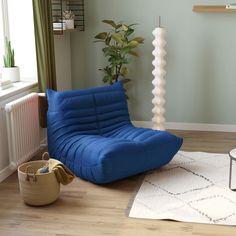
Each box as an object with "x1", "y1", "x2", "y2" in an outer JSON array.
[
  {"x1": 2, "y1": 67, "x2": 20, "y2": 82},
  {"x1": 63, "y1": 19, "x2": 74, "y2": 29}
]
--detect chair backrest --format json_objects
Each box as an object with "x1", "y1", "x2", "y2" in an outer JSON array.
[{"x1": 46, "y1": 82, "x2": 131, "y2": 138}]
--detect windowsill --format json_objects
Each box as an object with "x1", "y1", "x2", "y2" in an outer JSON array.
[{"x1": 0, "y1": 80, "x2": 37, "y2": 101}]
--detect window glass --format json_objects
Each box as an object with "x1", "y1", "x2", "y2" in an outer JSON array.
[{"x1": 7, "y1": 0, "x2": 37, "y2": 81}]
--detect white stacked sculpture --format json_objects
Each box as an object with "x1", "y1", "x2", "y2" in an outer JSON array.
[{"x1": 152, "y1": 19, "x2": 166, "y2": 130}]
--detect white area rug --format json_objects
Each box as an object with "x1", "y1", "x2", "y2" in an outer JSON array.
[{"x1": 129, "y1": 151, "x2": 236, "y2": 225}]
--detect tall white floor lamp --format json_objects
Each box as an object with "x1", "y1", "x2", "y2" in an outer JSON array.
[{"x1": 152, "y1": 17, "x2": 166, "y2": 131}]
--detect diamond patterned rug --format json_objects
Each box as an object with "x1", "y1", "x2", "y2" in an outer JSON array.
[{"x1": 129, "y1": 151, "x2": 236, "y2": 225}]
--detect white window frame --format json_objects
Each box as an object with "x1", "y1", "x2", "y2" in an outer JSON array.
[
  {"x1": 0, "y1": 0, "x2": 38, "y2": 95},
  {"x1": 0, "y1": 0, "x2": 38, "y2": 83},
  {"x1": 0, "y1": 0, "x2": 10, "y2": 76},
  {"x1": 1, "y1": 0, "x2": 10, "y2": 38}
]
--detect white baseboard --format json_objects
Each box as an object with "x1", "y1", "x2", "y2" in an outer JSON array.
[
  {"x1": 132, "y1": 121, "x2": 236, "y2": 132},
  {"x1": 40, "y1": 137, "x2": 48, "y2": 147},
  {"x1": 0, "y1": 165, "x2": 15, "y2": 183}
]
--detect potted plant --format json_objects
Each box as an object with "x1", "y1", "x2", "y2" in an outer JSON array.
[
  {"x1": 94, "y1": 20, "x2": 144, "y2": 85},
  {"x1": 62, "y1": 10, "x2": 75, "y2": 29},
  {"x1": 2, "y1": 37, "x2": 20, "y2": 83}
]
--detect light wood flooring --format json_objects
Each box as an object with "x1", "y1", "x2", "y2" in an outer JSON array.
[{"x1": 1, "y1": 130, "x2": 236, "y2": 236}]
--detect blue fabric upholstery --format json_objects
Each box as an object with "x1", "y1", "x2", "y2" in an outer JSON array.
[{"x1": 47, "y1": 82, "x2": 183, "y2": 184}]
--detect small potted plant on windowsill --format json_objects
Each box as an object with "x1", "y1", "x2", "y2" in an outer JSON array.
[
  {"x1": 62, "y1": 10, "x2": 75, "y2": 29},
  {"x1": 2, "y1": 37, "x2": 20, "y2": 83}
]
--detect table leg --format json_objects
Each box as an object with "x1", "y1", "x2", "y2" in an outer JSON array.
[
  {"x1": 229, "y1": 156, "x2": 236, "y2": 191},
  {"x1": 229, "y1": 156, "x2": 232, "y2": 189}
]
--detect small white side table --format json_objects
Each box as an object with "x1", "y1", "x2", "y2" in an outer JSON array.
[{"x1": 229, "y1": 149, "x2": 236, "y2": 191}]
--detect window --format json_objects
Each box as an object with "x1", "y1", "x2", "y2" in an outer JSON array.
[
  {"x1": 0, "y1": 0, "x2": 5, "y2": 73},
  {"x1": 0, "y1": 0, "x2": 37, "y2": 81}
]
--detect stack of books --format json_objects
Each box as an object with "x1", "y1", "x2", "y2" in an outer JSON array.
[
  {"x1": 53, "y1": 22, "x2": 66, "y2": 31},
  {"x1": 226, "y1": 3, "x2": 236, "y2": 9},
  {"x1": 0, "y1": 79, "x2": 13, "y2": 90}
]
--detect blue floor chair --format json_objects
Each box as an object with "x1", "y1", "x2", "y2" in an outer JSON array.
[{"x1": 47, "y1": 82, "x2": 183, "y2": 184}]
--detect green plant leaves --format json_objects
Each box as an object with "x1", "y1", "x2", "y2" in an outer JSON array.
[
  {"x1": 3, "y1": 37, "x2": 15, "y2": 67},
  {"x1": 132, "y1": 37, "x2": 144, "y2": 44},
  {"x1": 128, "y1": 50, "x2": 139, "y2": 57},
  {"x1": 121, "y1": 46, "x2": 131, "y2": 55},
  {"x1": 103, "y1": 75, "x2": 112, "y2": 83},
  {"x1": 124, "y1": 27, "x2": 134, "y2": 37},
  {"x1": 102, "y1": 20, "x2": 117, "y2": 28},
  {"x1": 102, "y1": 47, "x2": 117, "y2": 57},
  {"x1": 94, "y1": 32, "x2": 108, "y2": 40},
  {"x1": 121, "y1": 24, "x2": 129, "y2": 31},
  {"x1": 115, "y1": 23, "x2": 122, "y2": 29},
  {"x1": 94, "y1": 19, "x2": 144, "y2": 86},
  {"x1": 105, "y1": 36, "x2": 111, "y2": 45},
  {"x1": 128, "y1": 40, "x2": 139, "y2": 48},
  {"x1": 111, "y1": 33, "x2": 123, "y2": 43},
  {"x1": 120, "y1": 67, "x2": 128, "y2": 77}
]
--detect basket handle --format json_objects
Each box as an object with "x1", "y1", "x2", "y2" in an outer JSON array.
[
  {"x1": 25, "y1": 165, "x2": 36, "y2": 182},
  {"x1": 42, "y1": 152, "x2": 50, "y2": 161}
]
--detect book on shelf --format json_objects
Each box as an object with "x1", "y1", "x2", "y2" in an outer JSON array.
[
  {"x1": 53, "y1": 22, "x2": 66, "y2": 31},
  {"x1": 0, "y1": 79, "x2": 13, "y2": 90},
  {"x1": 226, "y1": 3, "x2": 236, "y2": 9}
]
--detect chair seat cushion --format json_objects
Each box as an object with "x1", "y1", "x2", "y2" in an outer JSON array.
[{"x1": 47, "y1": 82, "x2": 183, "y2": 184}]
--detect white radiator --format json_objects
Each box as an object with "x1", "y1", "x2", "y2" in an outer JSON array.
[{"x1": 5, "y1": 93, "x2": 40, "y2": 169}]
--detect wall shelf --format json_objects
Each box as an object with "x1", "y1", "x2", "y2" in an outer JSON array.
[
  {"x1": 193, "y1": 5, "x2": 236, "y2": 13},
  {"x1": 52, "y1": 0, "x2": 85, "y2": 34},
  {"x1": 53, "y1": 28, "x2": 80, "y2": 34}
]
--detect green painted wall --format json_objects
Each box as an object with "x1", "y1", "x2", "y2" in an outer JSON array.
[{"x1": 71, "y1": 0, "x2": 236, "y2": 124}]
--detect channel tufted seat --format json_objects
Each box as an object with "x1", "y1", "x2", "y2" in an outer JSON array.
[{"x1": 47, "y1": 82, "x2": 183, "y2": 184}]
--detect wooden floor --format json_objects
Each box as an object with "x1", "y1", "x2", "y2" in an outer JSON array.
[{"x1": 1, "y1": 130, "x2": 236, "y2": 236}]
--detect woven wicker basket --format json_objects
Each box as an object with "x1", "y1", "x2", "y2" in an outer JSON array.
[{"x1": 18, "y1": 159, "x2": 60, "y2": 206}]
